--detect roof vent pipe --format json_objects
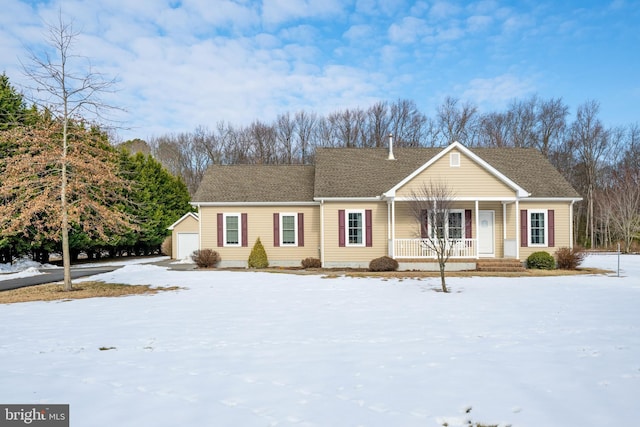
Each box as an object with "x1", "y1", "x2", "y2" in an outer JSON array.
[{"x1": 387, "y1": 133, "x2": 395, "y2": 160}]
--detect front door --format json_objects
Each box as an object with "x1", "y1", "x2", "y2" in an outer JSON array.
[{"x1": 478, "y1": 210, "x2": 495, "y2": 256}]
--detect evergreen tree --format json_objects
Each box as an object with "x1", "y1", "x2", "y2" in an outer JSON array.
[{"x1": 122, "y1": 151, "x2": 193, "y2": 254}]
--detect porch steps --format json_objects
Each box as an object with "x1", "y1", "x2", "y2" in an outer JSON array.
[{"x1": 476, "y1": 259, "x2": 526, "y2": 272}]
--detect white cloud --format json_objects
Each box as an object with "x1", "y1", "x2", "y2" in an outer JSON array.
[
  {"x1": 0, "y1": 0, "x2": 635, "y2": 141},
  {"x1": 428, "y1": 1, "x2": 461, "y2": 20},
  {"x1": 261, "y1": 0, "x2": 344, "y2": 26},
  {"x1": 466, "y1": 15, "x2": 493, "y2": 33},
  {"x1": 388, "y1": 16, "x2": 429, "y2": 43},
  {"x1": 343, "y1": 24, "x2": 373, "y2": 42},
  {"x1": 460, "y1": 74, "x2": 537, "y2": 109}
]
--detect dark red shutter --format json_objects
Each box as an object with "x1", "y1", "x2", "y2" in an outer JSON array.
[
  {"x1": 365, "y1": 209, "x2": 373, "y2": 247},
  {"x1": 241, "y1": 213, "x2": 248, "y2": 247},
  {"x1": 421, "y1": 210, "x2": 428, "y2": 238},
  {"x1": 338, "y1": 210, "x2": 345, "y2": 247},
  {"x1": 520, "y1": 210, "x2": 528, "y2": 247},
  {"x1": 217, "y1": 213, "x2": 223, "y2": 247},
  {"x1": 273, "y1": 213, "x2": 280, "y2": 247},
  {"x1": 465, "y1": 209, "x2": 472, "y2": 238},
  {"x1": 298, "y1": 213, "x2": 304, "y2": 247},
  {"x1": 548, "y1": 209, "x2": 555, "y2": 247}
]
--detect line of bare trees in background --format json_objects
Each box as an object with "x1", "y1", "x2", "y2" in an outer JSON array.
[{"x1": 121, "y1": 96, "x2": 640, "y2": 251}]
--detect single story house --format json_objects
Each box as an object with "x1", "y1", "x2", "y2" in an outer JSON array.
[{"x1": 170, "y1": 141, "x2": 582, "y2": 269}]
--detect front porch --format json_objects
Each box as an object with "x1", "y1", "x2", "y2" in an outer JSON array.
[
  {"x1": 385, "y1": 199, "x2": 522, "y2": 260},
  {"x1": 392, "y1": 237, "x2": 518, "y2": 259}
]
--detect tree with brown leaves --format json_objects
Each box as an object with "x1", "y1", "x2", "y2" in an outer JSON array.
[
  {"x1": 0, "y1": 121, "x2": 136, "y2": 290},
  {"x1": 18, "y1": 13, "x2": 121, "y2": 290}
]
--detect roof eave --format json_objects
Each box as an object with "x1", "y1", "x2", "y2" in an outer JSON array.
[
  {"x1": 191, "y1": 201, "x2": 319, "y2": 207},
  {"x1": 167, "y1": 212, "x2": 199, "y2": 230}
]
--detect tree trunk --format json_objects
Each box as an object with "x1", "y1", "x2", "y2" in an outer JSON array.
[
  {"x1": 61, "y1": 117, "x2": 72, "y2": 291},
  {"x1": 439, "y1": 260, "x2": 448, "y2": 293}
]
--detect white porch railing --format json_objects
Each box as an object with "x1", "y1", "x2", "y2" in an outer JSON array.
[{"x1": 394, "y1": 238, "x2": 477, "y2": 258}]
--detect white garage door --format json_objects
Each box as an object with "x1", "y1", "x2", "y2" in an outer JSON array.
[{"x1": 177, "y1": 233, "x2": 199, "y2": 260}]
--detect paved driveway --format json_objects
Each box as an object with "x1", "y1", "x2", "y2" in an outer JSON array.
[{"x1": 0, "y1": 266, "x2": 121, "y2": 291}]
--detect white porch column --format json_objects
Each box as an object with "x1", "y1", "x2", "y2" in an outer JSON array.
[
  {"x1": 475, "y1": 200, "x2": 479, "y2": 258},
  {"x1": 502, "y1": 202, "x2": 507, "y2": 242},
  {"x1": 570, "y1": 200, "x2": 575, "y2": 249},
  {"x1": 320, "y1": 200, "x2": 325, "y2": 267},
  {"x1": 515, "y1": 199, "x2": 520, "y2": 260},
  {"x1": 388, "y1": 198, "x2": 396, "y2": 257}
]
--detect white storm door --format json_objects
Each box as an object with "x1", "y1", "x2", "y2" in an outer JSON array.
[{"x1": 478, "y1": 210, "x2": 495, "y2": 256}]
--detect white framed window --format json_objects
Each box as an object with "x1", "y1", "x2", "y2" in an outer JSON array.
[
  {"x1": 280, "y1": 213, "x2": 298, "y2": 246},
  {"x1": 450, "y1": 152, "x2": 460, "y2": 167},
  {"x1": 528, "y1": 210, "x2": 547, "y2": 246},
  {"x1": 426, "y1": 209, "x2": 465, "y2": 239},
  {"x1": 448, "y1": 210, "x2": 464, "y2": 239},
  {"x1": 223, "y1": 213, "x2": 241, "y2": 247},
  {"x1": 346, "y1": 209, "x2": 365, "y2": 246}
]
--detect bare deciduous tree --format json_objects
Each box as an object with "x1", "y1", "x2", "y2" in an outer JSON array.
[
  {"x1": 570, "y1": 100, "x2": 611, "y2": 247},
  {"x1": 536, "y1": 97, "x2": 568, "y2": 157},
  {"x1": 603, "y1": 170, "x2": 640, "y2": 252},
  {"x1": 409, "y1": 180, "x2": 461, "y2": 293},
  {"x1": 294, "y1": 110, "x2": 317, "y2": 164},
  {"x1": 436, "y1": 96, "x2": 479, "y2": 146},
  {"x1": 21, "y1": 14, "x2": 120, "y2": 290},
  {"x1": 275, "y1": 112, "x2": 297, "y2": 164}
]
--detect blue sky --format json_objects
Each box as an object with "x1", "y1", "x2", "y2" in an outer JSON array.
[{"x1": 1, "y1": 0, "x2": 638, "y2": 142}]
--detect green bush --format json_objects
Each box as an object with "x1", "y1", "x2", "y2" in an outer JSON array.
[
  {"x1": 301, "y1": 257, "x2": 322, "y2": 268},
  {"x1": 191, "y1": 249, "x2": 221, "y2": 268},
  {"x1": 555, "y1": 246, "x2": 586, "y2": 270},
  {"x1": 369, "y1": 256, "x2": 399, "y2": 272},
  {"x1": 526, "y1": 251, "x2": 555, "y2": 270},
  {"x1": 248, "y1": 237, "x2": 269, "y2": 268}
]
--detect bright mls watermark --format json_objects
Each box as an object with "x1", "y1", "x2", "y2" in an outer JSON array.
[{"x1": 0, "y1": 405, "x2": 68, "y2": 426}]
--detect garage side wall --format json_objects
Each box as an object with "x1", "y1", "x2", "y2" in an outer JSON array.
[{"x1": 171, "y1": 215, "x2": 200, "y2": 259}]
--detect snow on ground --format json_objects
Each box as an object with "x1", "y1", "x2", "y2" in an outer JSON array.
[
  {"x1": 0, "y1": 254, "x2": 638, "y2": 427},
  {"x1": 0, "y1": 257, "x2": 58, "y2": 275},
  {"x1": 0, "y1": 266, "x2": 45, "y2": 281}
]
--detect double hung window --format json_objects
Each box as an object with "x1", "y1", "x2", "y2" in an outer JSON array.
[
  {"x1": 224, "y1": 213, "x2": 241, "y2": 246},
  {"x1": 347, "y1": 210, "x2": 364, "y2": 246},
  {"x1": 529, "y1": 210, "x2": 547, "y2": 246},
  {"x1": 425, "y1": 210, "x2": 465, "y2": 240},
  {"x1": 280, "y1": 213, "x2": 297, "y2": 246}
]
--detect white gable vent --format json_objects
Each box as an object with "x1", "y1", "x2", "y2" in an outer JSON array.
[{"x1": 450, "y1": 152, "x2": 460, "y2": 167}]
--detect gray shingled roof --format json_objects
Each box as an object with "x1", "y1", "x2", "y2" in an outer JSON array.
[
  {"x1": 193, "y1": 165, "x2": 315, "y2": 203},
  {"x1": 473, "y1": 147, "x2": 581, "y2": 198},
  {"x1": 193, "y1": 147, "x2": 580, "y2": 203},
  {"x1": 313, "y1": 147, "x2": 581, "y2": 199}
]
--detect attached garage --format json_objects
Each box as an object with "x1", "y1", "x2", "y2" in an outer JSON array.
[{"x1": 168, "y1": 212, "x2": 199, "y2": 260}]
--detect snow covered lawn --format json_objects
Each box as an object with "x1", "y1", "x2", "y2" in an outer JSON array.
[{"x1": 1, "y1": 255, "x2": 638, "y2": 426}]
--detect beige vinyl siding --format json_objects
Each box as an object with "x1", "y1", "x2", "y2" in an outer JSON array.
[
  {"x1": 323, "y1": 201, "x2": 388, "y2": 266},
  {"x1": 396, "y1": 148, "x2": 516, "y2": 199},
  {"x1": 518, "y1": 201, "x2": 572, "y2": 261},
  {"x1": 504, "y1": 202, "x2": 518, "y2": 241},
  {"x1": 171, "y1": 215, "x2": 199, "y2": 259},
  {"x1": 199, "y1": 205, "x2": 320, "y2": 266}
]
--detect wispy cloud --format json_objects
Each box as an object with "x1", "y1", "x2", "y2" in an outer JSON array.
[
  {"x1": 460, "y1": 74, "x2": 537, "y2": 109},
  {"x1": 1, "y1": 0, "x2": 637, "y2": 139}
]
